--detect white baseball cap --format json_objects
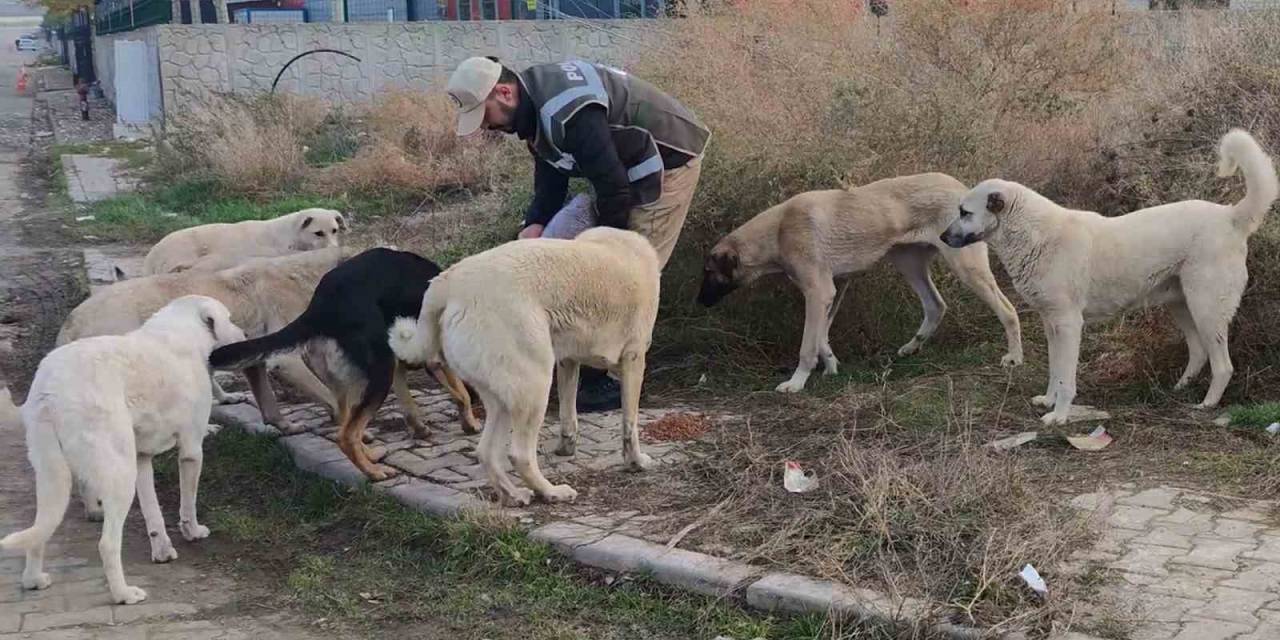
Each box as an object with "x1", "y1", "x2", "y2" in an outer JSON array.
[{"x1": 447, "y1": 56, "x2": 503, "y2": 137}]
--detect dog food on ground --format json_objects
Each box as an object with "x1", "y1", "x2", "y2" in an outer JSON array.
[{"x1": 642, "y1": 413, "x2": 710, "y2": 442}]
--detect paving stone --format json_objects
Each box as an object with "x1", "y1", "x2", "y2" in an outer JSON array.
[
  {"x1": 1219, "y1": 506, "x2": 1277, "y2": 524},
  {"x1": 1134, "y1": 593, "x2": 1210, "y2": 623},
  {"x1": 315, "y1": 457, "x2": 368, "y2": 487},
  {"x1": 1118, "y1": 488, "x2": 1180, "y2": 511},
  {"x1": 110, "y1": 601, "x2": 198, "y2": 624},
  {"x1": 1110, "y1": 505, "x2": 1176, "y2": 530},
  {"x1": 1129, "y1": 623, "x2": 1179, "y2": 640},
  {"x1": 1219, "y1": 560, "x2": 1280, "y2": 592},
  {"x1": 280, "y1": 434, "x2": 347, "y2": 472},
  {"x1": 1243, "y1": 538, "x2": 1280, "y2": 562},
  {"x1": 1137, "y1": 572, "x2": 1217, "y2": 601},
  {"x1": 413, "y1": 440, "x2": 474, "y2": 457},
  {"x1": 383, "y1": 451, "x2": 433, "y2": 476},
  {"x1": 744, "y1": 572, "x2": 921, "y2": 622},
  {"x1": 1133, "y1": 527, "x2": 1196, "y2": 550},
  {"x1": 1109, "y1": 545, "x2": 1183, "y2": 576},
  {"x1": 1213, "y1": 519, "x2": 1267, "y2": 541},
  {"x1": 1190, "y1": 586, "x2": 1278, "y2": 625},
  {"x1": 1170, "y1": 620, "x2": 1253, "y2": 640},
  {"x1": 385, "y1": 479, "x2": 481, "y2": 518},
  {"x1": 1170, "y1": 541, "x2": 1255, "y2": 572},
  {"x1": 426, "y1": 468, "x2": 469, "y2": 483},
  {"x1": 20, "y1": 606, "x2": 113, "y2": 631},
  {"x1": 1154, "y1": 509, "x2": 1218, "y2": 536}
]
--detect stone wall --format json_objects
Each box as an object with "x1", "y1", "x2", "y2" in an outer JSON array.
[{"x1": 94, "y1": 20, "x2": 655, "y2": 122}]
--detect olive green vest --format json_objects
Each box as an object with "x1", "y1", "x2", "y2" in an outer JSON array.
[{"x1": 519, "y1": 60, "x2": 711, "y2": 206}]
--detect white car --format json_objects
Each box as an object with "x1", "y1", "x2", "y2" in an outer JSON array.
[{"x1": 15, "y1": 37, "x2": 40, "y2": 52}]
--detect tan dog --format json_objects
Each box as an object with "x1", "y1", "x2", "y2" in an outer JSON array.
[
  {"x1": 60, "y1": 248, "x2": 351, "y2": 432},
  {"x1": 390, "y1": 227, "x2": 660, "y2": 506},
  {"x1": 142, "y1": 208, "x2": 348, "y2": 275},
  {"x1": 699, "y1": 172, "x2": 1024, "y2": 392},
  {"x1": 941, "y1": 129, "x2": 1278, "y2": 424}
]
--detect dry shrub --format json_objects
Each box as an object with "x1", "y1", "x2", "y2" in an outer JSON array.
[
  {"x1": 160, "y1": 93, "x2": 327, "y2": 195},
  {"x1": 638, "y1": 0, "x2": 1142, "y2": 366},
  {"x1": 311, "y1": 90, "x2": 505, "y2": 200}
]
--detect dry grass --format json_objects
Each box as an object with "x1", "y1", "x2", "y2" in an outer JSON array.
[{"x1": 155, "y1": 90, "x2": 506, "y2": 213}]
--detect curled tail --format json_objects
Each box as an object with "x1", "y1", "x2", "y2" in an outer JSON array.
[
  {"x1": 388, "y1": 290, "x2": 445, "y2": 367},
  {"x1": 1217, "y1": 128, "x2": 1279, "y2": 235},
  {"x1": 209, "y1": 317, "x2": 316, "y2": 370}
]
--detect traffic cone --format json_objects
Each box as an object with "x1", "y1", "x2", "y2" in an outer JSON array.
[{"x1": 15, "y1": 66, "x2": 27, "y2": 94}]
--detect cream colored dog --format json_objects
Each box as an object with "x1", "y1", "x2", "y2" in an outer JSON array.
[
  {"x1": 390, "y1": 227, "x2": 661, "y2": 507},
  {"x1": 142, "y1": 208, "x2": 348, "y2": 275},
  {"x1": 940, "y1": 129, "x2": 1278, "y2": 424},
  {"x1": 699, "y1": 172, "x2": 1024, "y2": 392},
  {"x1": 0, "y1": 295, "x2": 245, "y2": 605},
  {"x1": 60, "y1": 247, "x2": 350, "y2": 432}
]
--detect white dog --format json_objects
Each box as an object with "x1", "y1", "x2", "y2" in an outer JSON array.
[
  {"x1": 940, "y1": 129, "x2": 1278, "y2": 424},
  {"x1": 142, "y1": 208, "x2": 348, "y2": 275},
  {"x1": 0, "y1": 295, "x2": 246, "y2": 605},
  {"x1": 390, "y1": 227, "x2": 661, "y2": 507}
]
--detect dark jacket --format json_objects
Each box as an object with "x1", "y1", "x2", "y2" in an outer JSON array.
[{"x1": 515, "y1": 61, "x2": 710, "y2": 229}]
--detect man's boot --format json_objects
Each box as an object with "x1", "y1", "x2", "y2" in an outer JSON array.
[{"x1": 575, "y1": 366, "x2": 621, "y2": 413}]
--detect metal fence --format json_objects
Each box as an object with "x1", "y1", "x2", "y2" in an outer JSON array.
[{"x1": 95, "y1": 0, "x2": 173, "y2": 34}]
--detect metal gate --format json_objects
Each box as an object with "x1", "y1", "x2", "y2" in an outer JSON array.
[{"x1": 70, "y1": 10, "x2": 95, "y2": 85}]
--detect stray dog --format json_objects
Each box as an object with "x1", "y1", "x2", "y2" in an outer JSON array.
[
  {"x1": 142, "y1": 208, "x2": 348, "y2": 275},
  {"x1": 209, "y1": 248, "x2": 481, "y2": 481},
  {"x1": 699, "y1": 172, "x2": 1023, "y2": 392},
  {"x1": 0, "y1": 295, "x2": 245, "y2": 605},
  {"x1": 940, "y1": 129, "x2": 1278, "y2": 424},
  {"x1": 60, "y1": 247, "x2": 353, "y2": 428},
  {"x1": 390, "y1": 227, "x2": 661, "y2": 507}
]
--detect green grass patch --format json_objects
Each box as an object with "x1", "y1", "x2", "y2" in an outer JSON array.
[
  {"x1": 53, "y1": 140, "x2": 155, "y2": 171},
  {"x1": 157, "y1": 428, "x2": 877, "y2": 639},
  {"x1": 1227, "y1": 402, "x2": 1280, "y2": 428},
  {"x1": 80, "y1": 178, "x2": 346, "y2": 242}
]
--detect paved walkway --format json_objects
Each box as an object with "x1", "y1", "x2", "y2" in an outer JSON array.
[
  {"x1": 0, "y1": 26, "x2": 324, "y2": 640},
  {"x1": 62, "y1": 154, "x2": 136, "y2": 205},
  {"x1": 1069, "y1": 486, "x2": 1280, "y2": 640}
]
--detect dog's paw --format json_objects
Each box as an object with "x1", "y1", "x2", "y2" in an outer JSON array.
[
  {"x1": 22, "y1": 572, "x2": 51, "y2": 590},
  {"x1": 366, "y1": 464, "x2": 400, "y2": 482},
  {"x1": 821, "y1": 355, "x2": 840, "y2": 376},
  {"x1": 775, "y1": 379, "x2": 806, "y2": 393},
  {"x1": 205, "y1": 423, "x2": 223, "y2": 436},
  {"x1": 554, "y1": 437, "x2": 577, "y2": 457},
  {"x1": 216, "y1": 392, "x2": 251, "y2": 406},
  {"x1": 365, "y1": 446, "x2": 388, "y2": 463},
  {"x1": 541, "y1": 484, "x2": 579, "y2": 503},
  {"x1": 180, "y1": 521, "x2": 210, "y2": 542},
  {"x1": 112, "y1": 585, "x2": 148, "y2": 605},
  {"x1": 502, "y1": 487, "x2": 535, "y2": 507},
  {"x1": 150, "y1": 536, "x2": 178, "y2": 563},
  {"x1": 1031, "y1": 395, "x2": 1054, "y2": 409},
  {"x1": 628, "y1": 452, "x2": 656, "y2": 471},
  {"x1": 461, "y1": 416, "x2": 483, "y2": 435},
  {"x1": 897, "y1": 341, "x2": 922, "y2": 357},
  {"x1": 1040, "y1": 411, "x2": 1070, "y2": 427},
  {"x1": 1194, "y1": 401, "x2": 1218, "y2": 410},
  {"x1": 1001, "y1": 352, "x2": 1024, "y2": 367}
]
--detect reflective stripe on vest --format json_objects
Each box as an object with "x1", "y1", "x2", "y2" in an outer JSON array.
[{"x1": 539, "y1": 61, "x2": 608, "y2": 172}]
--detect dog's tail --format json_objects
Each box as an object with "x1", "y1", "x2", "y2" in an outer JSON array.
[
  {"x1": 388, "y1": 291, "x2": 445, "y2": 368},
  {"x1": 1217, "y1": 128, "x2": 1279, "y2": 235},
  {"x1": 209, "y1": 317, "x2": 315, "y2": 370},
  {"x1": 0, "y1": 387, "x2": 21, "y2": 430},
  {"x1": 0, "y1": 400, "x2": 72, "y2": 555}
]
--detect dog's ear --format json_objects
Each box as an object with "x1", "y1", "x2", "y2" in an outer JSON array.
[
  {"x1": 986, "y1": 191, "x2": 1006, "y2": 214},
  {"x1": 201, "y1": 311, "x2": 217, "y2": 340},
  {"x1": 300, "y1": 216, "x2": 313, "y2": 230},
  {"x1": 336, "y1": 213, "x2": 349, "y2": 231},
  {"x1": 713, "y1": 249, "x2": 740, "y2": 276}
]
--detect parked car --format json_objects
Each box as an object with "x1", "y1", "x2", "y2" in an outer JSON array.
[{"x1": 15, "y1": 37, "x2": 41, "y2": 52}]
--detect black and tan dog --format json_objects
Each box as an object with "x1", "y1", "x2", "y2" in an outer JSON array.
[{"x1": 210, "y1": 247, "x2": 479, "y2": 480}]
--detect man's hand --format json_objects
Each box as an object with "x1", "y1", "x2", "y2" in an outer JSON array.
[{"x1": 518, "y1": 224, "x2": 545, "y2": 240}]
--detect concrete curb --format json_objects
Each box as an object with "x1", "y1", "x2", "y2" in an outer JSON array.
[{"x1": 213, "y1": 405, "x2": 1102, "y2": 640}]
